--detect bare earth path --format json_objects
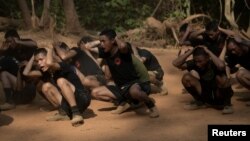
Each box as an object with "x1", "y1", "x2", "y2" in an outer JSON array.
[{"x1": 0, "y1": 48, "x2": 250, "y2": 141}]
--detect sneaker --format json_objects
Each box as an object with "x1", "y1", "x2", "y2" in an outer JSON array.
[
  {"x1": 0, "y1": 103, "x2": 16, "y2": 111},
  {"x1": 149, "y1": 106, "x2": 159, "y2": 118},
  {"x1": 183, "y1": 101, "x2": 206, "y2": 110},
  {"x1": 222, "y1": 106, "x2": 234, "y2": 114},
  {"x1": 111, "y1": 102, "x2": 131, "y2": 114},
  {"x1": 159, "y1": 82, "x2": 168, "y2": 95},
  {"x1": 71, "y1": 115, "x2": 84, "y2": 127},
  {"x1": 46, "y1": 113, "x2": 70, "y2": 121}
]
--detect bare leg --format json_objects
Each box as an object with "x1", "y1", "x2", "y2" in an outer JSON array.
[
  {"x1": 56, "y1": 78, "x2": 83, "y2": 126},
  {"x1": 129, "y1": 83, "x2": 159, "y2": 118},
  {"x1": 91, "y1": 86, "x2": 117, "y2": 101},
  {"x1": 181, "y1": 72, "x2": 206, "y2": 110},
  {"x1": 56, "y1": 78, "x2": 77, "y2": 107},
  {"x1": 0, "y1": 71, "x2": 17, "y2": 110},
  {"x1": 83, "y1": 75, "x2": 102, "y2": 89},
  {"x1": 41, "y1": 82, "x2": 62, "y2": 107},
  {"x1": 182, "y1": 72, "x2": 202, "y2": 96},
  {"x1": 236, "y1": 69, "x2": 250, "y2": 90}
]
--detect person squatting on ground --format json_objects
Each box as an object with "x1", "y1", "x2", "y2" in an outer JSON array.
[
  {"x1": 225, "y1": 36, "x2": 250, "y2": 106},
  {"x1": 172, "y1": 46, "x2": 234, "y2": 114},
  {"x1": 87, "y1": 29, "x2": 159, "y2": 118},
  {"x1": 130, "y1": 46, "x2": 168, "y2": 95},
  {"x1": 23, "y1": 48, "x2": 91, "y2": 127},
  {"x1": 0, "y1": 29, "x2": 37, "y2": 110},
  {"x1": 52, "y1": 38, "x2": 106, "y2": 90}
]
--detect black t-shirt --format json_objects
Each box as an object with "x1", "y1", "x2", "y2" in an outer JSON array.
[
  {"x1": 188, "y1": 38, "x2": 205, "y2": 47},
  {"x1": 137, "y1": 48, "x2": 164, "y2": 74},
  {"x1": 98, "y1": 43, "x2": 139, "y2": 87},
  {"x1": 0, "y1": 56, "x2": 19, "y2": 76},
  {"x1": 41, "y1": 62, "x2": 86, "y2": 92},
  {"x1": 70, "y1": 47, "x2": 103, "y2": 76},
  {"x1": 201, "y1": 32, "x2": 227, "y2": 56},
  {"x1": 3, "y1": 39, "x2": 37, "y2": 62},
  {"x1": 186, "y1": 60, "x2": 225, "y2": 82},
  {"x1": 226, "y1": 50, "x2": 250, "y2": 70}
]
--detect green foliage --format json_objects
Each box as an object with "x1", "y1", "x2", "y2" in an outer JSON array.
[
  {"x1": 2, "y1": 0, "x2": 247, "y2": 32},
  {"x1": 75, "y1": 0, "x2": 153, "y2": 31},
  {"x1": 0, "y1": 0, "x2": 20, "y2": 18},
  {"x1": 50, "y1": 0, "x2": 65, "y2": 31},
  {"x1": 163, "y1": 0, "x2": 189, "y2": 21}
]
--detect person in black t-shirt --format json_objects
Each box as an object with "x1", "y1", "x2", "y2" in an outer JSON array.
[
  {"x1": 53, "y1": 38, "x2": 106, "y2": 90},
  {"x1": 88, "y1": 29, "x2": 159, "y2": 118},
  {"x1": 131, "y1": 46, "x2": 168, "y2": 95},
  {"x1": 0, "y1": 29, "x2": 37, "y2": 110},
  {"x1": 23, "y1": 48, "x2": 91, "y2": 127},
  {"x1": 225, "y1": 37, "x2": 250, "y2": 105},
  {"x1": 173, "y1": 46, "x2": 234, "y2": 114},
  {"x1": 189, "y1": 21, "x2": 228, "y2": 56},
  {"x1": 1, "y1": 29, "x2": 37, "y2": 62}
]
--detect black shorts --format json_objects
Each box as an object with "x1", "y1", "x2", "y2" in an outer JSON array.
[
  {"x1": 13, "y1": 83, "x2": 37, "y2": 104},
  {"x1": 200, "y1": 80, "x2": 224, "y2": 105},
  {"x1": 95, "y1": 74, "x2": 107, "y2": 85},
  {"x1": 106, "y1": 81, "x2": 151, "y2": 104},
  {"x1": 105, "y1": 84, "x2": 125, "y2": 105},
  {"x1": 61, "y1": 89, "x2": 91, "y2": 118}
]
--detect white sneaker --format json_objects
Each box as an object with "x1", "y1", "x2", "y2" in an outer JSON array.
[
  {"x1": 111, "y1": 103, "x2": 130, "y2": 114},
  {"x1": 149, "y1": 106, "x2": 159, "y2": 118},
  {"x1": 222, "y1": 106, "x2": 234, "y2": 114}
]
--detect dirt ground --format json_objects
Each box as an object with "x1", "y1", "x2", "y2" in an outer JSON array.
[{"x1": 0, "y1": 33, "x2": 250, "y2": 141}]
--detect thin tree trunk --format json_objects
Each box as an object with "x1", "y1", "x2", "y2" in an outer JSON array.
[
  {"x1": 39, "y1": 0, "x2": 51, "y2": 29},
  {"x1": 17, "y1": 0, "x2": 32, "y2": 29},
  {"x1": 224, "y1": 0, "x2": 238, "y2": 29},
  {"x1": 62, "y1": 0, "x2": 83, "y2": 34}
]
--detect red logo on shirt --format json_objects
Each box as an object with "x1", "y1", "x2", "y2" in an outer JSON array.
[{"x1": 114, "y1": 57, "x2": 121, "y2": 65}]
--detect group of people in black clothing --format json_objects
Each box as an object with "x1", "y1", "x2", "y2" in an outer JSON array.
[
  {"x1": 173, "y1": 20, "x2": 250, "y2": 114},
  {"x1": 0, "y1": 28, "x2": 166, "y2": 126},
  {"x1": 0, "y1": 20, "x2": 249, "y2": 127}
]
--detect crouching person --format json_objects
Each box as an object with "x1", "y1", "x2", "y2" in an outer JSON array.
[
  {"x1": 90, "y1": 29, "x2": 159, "y2": 118},
  {"x1": 23, "y1": 48, "x2": 91, "y2": 127},
  {"x1": 172, "y1": 46, "x2": 233, "y2": 114}
]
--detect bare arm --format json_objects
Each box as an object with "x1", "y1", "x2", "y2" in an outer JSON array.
[
  {"x1": 46, "y1": 48, "x2": 61, "y2": 71},
  {"x1": 179, "y1": 25, "x2": 192, "y2": 45},
  {"x1": 219, "y1": 41, "x2": 227, "y2": 61},
  {"x1": 84, "y1": 41, "x2": 99, "y2": 54},
  {"x1": 14, "y1": 38, "x2": 37, "y2": 47},
  {"x1": 172, "y1": 48, "x2": 193, "y2": 70},
  {"x1": 201, "y1": 46, "x2": 225, "y2": 70},
  {"x1": 131, "y1": 46, "x2": 145, "y2": 62},
  {"x1": 189, "y1": 29, "x2": 205, "y2": 39},
  {"x1": 115, "y1": 37, "x2": 128, "y2": 53},
  {"x1": 81, "y1": 40, "x2": 100, "y2": 53},
  {"x1": 23, "y1": 55, "x2": 42, "y2": 77},
  {"x1": 53, "y1": 44, "x2": 77, "y2": 60},
  {"x1": 218, "y1": 27, "x2": 236, "y2": 36}
]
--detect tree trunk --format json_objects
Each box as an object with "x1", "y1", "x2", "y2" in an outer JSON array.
[
  {"x1": 30, "y1": 0, "x2": 39, "y2": 29},
  {"x1": 62, "y1": 0, "x2": 83, "y2": 34},
  {"x1": 39, "y1": 0, "x2": 51, "y2": 29},
  {"x1": 224, "y1": 0, "x2": 238, "y2": 29},
  {"x1": 17, "y1": 0, "x2": 32, "y2": 29}
]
